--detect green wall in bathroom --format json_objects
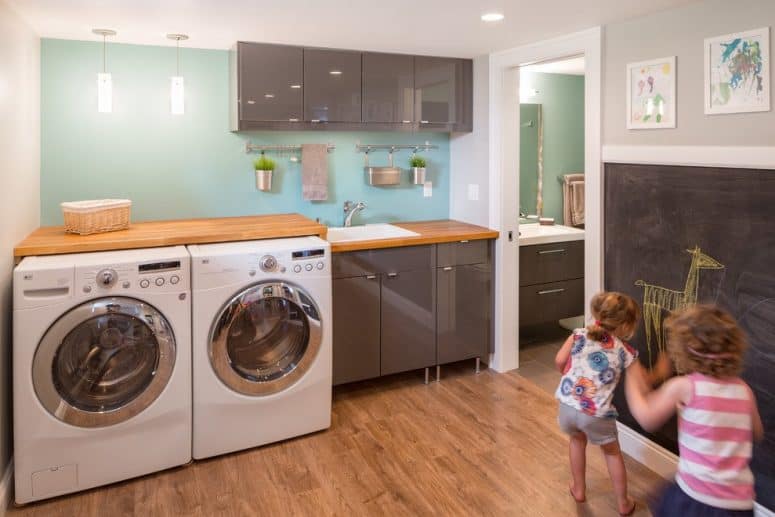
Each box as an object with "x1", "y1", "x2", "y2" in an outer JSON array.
[
  {"x1": 519, "y1": 72, "x2": 584, "y2": 223},
  {"x1": 40, "y1": 39, "x2": 450, "y2": 226}
]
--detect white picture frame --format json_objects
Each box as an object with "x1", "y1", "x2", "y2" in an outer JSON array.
[
  {"x1": 626, "y1": 56, "x2": 677, "y2": 130},
  {"x1": 704, "y1": 27, "x2": 770, "y2": 115}
]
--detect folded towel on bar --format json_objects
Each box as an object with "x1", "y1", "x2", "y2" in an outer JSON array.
[
  {"x1": 301, "y1": 144, "x2": 329, "y2": 201},
  {"x1": 562, "y1": 173, "x2": 585, "y2": 227},
  {"x1": 569, "y1": 181, "x2": 585, "y2": 226}
]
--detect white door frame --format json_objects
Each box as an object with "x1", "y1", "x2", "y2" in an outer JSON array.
[{"x1": 487, "y1": 27, "x2": 603, "y2": 372}]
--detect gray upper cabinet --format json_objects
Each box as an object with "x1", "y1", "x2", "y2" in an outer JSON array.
[
  {"x1": 362, "y1": 52, "x2": 414, "y2": 124},
  {"x1": 415, "y1": 56, "x2": 473, "y2": 131},
  {"x1": 231, "y1": 42, "x2": 473, "y2": 132},
  {"x1": 232, "y1": 42, "x2": 303, "y2": 127},
  {"x1": 304, "y1": 48, "x2": 362, "y2": 123}
]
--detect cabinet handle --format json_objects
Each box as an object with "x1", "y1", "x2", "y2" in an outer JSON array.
[
  {"x1": 402, "y1": 120, "x2": 412, "y2": 124},
  {"x1": 387, "y1": 273, "x2": 398, "y2": 278},
  {"x1": 538, "y1": 288, "x2": 565, "y2": 295},
  {"x1": 538, "y1": 248, "x2": 566, "y2": 255},
  {"x1": 289, "y1": 118, "x2": 299, "y2": 122},
  {"x1": 366, "y1": 275, "x2": 377, "y2": 280},
  {"x1": 459, "y1": 240, "x2": 469, "y2": 243},
  {"x1": 442, "y1": 266, "x2": 453, "y2": 272},
  {"x1": 420, "y1": 120, "x2": 429, "y2": 124},
  {"x1": 311, "y1": 119, "x2": 320, "y2": 123}
]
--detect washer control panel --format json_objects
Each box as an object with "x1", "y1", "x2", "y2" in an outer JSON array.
[{"x1": 77, "y1": 258, "x2": 189, "y2": 294}]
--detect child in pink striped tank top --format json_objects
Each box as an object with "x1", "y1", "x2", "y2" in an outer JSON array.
[{"x1": 626, "y1": 305, "x2": 764, "y2": 516}]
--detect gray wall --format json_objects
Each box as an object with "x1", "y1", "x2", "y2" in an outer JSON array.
[
  {"x1": 603, "y1": 0, "x2": 775, "y2": 146},
  {"x1": 0, "y1": 0, "x2": 40, "y2": 487}
]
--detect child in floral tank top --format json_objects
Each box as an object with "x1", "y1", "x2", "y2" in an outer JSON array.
[{"x1": 554, "y1": 292, "x2": 641, "y2": 515}]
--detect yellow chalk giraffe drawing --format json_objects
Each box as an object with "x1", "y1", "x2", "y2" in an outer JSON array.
[{"x1": 635, "y1": 246, "x2": 724, "y2": 363}]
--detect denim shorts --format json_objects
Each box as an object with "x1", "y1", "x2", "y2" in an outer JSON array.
[{"x1": 557, "y1": 403, "x2": 618, "y2": 445}]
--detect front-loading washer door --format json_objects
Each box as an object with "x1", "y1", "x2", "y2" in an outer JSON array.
[
  {"x1": 209, "y1": 282, "x2": 323, "y2": 396},
  {"x1": 32, "y1": 297, "x2": 176, "y2": 428}
]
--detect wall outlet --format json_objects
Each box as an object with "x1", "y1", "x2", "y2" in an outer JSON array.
[
  {"x1": 423, "y1": 181, "x2": 433, "y2": 197},
  {"x1": 467, "y1": 183, "x2": 479, "y2": 201}
]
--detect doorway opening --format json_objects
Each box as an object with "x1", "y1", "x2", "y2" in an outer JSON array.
[{"x1": 516, "y1": 55, "x2": 587, "y2": 394}]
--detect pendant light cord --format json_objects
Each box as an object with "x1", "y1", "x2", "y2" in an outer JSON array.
[
  {"x1": 102, "y1": 34, "x2": 107, "y2": 73},
  {"x1": 176, "y1": 38, "x2": 180, "y2": 76}
]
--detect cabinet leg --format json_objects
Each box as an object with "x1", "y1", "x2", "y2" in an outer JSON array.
[
  {"x1": 475, "y1": 357, "x2": 481, "y2": 374},
  {"x1": 436, "y1": 365, "x2": 441, "y2": 382},
  {"x1": 424, "y1": 367, "x2": 429, "y2": 384}
]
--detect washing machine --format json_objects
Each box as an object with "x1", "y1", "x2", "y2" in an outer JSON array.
[
  {"x1": 188, "y1": 237, "x2": 332, "y2": 459},
  {"x1": 13, "y1": 246, "x2": 191, "y2": 504}
]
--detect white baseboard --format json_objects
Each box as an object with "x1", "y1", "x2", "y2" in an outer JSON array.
[
  {"x1": 0, "y1": 458, "x2": 12, "y2": 517},
  {"x1": 617, "y1": 423, "x2": 774, "y2": 516},
  {"x1": 602, "y1": 145, "x2": 775, "y2": 170}
]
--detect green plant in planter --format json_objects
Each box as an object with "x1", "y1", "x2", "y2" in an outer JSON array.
[
  {"x1": 254, "y1": 156, "x2": 276, "y2": 171},
  {"x1": 409, "y1": 155, "x2": 427, "y2": 168}
]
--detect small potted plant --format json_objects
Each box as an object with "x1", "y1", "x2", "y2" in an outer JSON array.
[
  {"x1": 253, "y1": 156, "x2": 276, "y2": 191},
  {"x1": 409, "y1": 155, "x2": 427, "y2": 185}
]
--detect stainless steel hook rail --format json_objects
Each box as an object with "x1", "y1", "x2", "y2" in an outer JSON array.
[
  {"x1": 355, "y1": 143, "x2": 439, "y2": 154},
  {"x1": 245, "y1": 143, "x2": 336, "y2": 154}
]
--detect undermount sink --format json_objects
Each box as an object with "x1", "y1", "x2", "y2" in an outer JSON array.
[{"x1": 326, "y1": 224, "x2": 420, "y2": 243}]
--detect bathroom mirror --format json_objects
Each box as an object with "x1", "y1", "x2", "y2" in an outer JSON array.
[{"x1": 519, "y1": 103, "x2": 543, "y2": 222}]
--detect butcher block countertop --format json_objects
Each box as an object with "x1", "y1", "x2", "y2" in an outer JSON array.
[
  {"x1": 14, "y1": 214, "x2": 327, "y2": 259},
  {"x1": 329, "y1": 220, "x2": 499, "y2": 253}
]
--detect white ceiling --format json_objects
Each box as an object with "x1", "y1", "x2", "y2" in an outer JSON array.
[
  {"x1": 522, "y1": 56, "x2": 585, "y2": 76},
  {"x1": 7, "y1": 0, "x2": 698, "y2": 57}
]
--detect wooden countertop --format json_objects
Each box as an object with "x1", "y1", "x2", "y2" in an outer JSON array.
[
  {"x1": 329, "y1": 220, "x2": 499, "y2": 253},
  {"x1": 14, "y1": 214, "x2": 327, "y2": 258}
]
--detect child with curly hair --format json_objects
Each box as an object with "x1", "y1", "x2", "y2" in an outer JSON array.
[
  {"x1": 626, "y1": 305, "x2": 763, "y2": 516},
  {"x1": 554, "y1": 291, "x2": 641, "y2": 515}
]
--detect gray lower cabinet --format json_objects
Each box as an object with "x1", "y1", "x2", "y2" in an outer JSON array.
[
  {"x1": 380, "y1": 269, "x2": 436, "y2": 376},
  {"x1": 332, "y1": 240, "x2": 493, "y2": 385},
  {"x1": 519, "y1": 240, "x2": 584, "y2": 326},
  {"x1": 332, "y1": 276, "x2": 380, "y2": 385},
  {"x1": 437, "y1": 264, "x2": 491, "y2": 364}
]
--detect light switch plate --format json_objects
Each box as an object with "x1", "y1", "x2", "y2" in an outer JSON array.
[
  {"x1": 423, "y1": 181, "x2": 433, "y2": 197},
  {"x1": 467, "y1": 184, "x2": 479, "y2": 201}
]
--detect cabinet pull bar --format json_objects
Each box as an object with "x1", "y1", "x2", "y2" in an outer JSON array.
[
  {"x1": 366, "y1": 275, "x2": 377, "y2": 280},
  {"x1": 538, "y1": 288, "x2": 565, "y2": 295},
  {"x1": 538, "y1": 249, "x2": 566, "y2": 255},
  {"x1": 442, "y1": 266, "x2": 453, "y2": 271},
  {"x1": 459, "y1": 239, "x2": 470, "y2": 243},
  {"x1": 387, "y1": 273, "x2": 398, "y2": 278}
]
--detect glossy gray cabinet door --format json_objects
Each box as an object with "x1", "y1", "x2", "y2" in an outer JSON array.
[
  {"x1": 333, "y1": 276, "x2": 381, "y2": 385},
  {"x1": 238, "y1": 42, "x2": 303, "y2": 122},
  {"x1": 437, "y1": 264, "x2": 491, "y2": 364},
  {"x1": 380, "y1": 270, "x2": 436, "y2": 376},
  {"x1": 304, "y1": 48, "x2": 362, "y2": 123},
  {"x1": 415, "y1": 56, "x2": 473, "y2": 130},
  {"x1": 362, "y1": 52, "x2": 414, "y2": 124}
]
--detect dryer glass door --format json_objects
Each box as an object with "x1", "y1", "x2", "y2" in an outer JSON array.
[
  {"x1": 209, "y1": 282, "x2": 323, "y2": 396},
  {"x1": 32, "y1": 297, "x2": 177, "y2": 428}
]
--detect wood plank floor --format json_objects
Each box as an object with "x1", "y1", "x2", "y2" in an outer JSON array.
[{"x1": 10, "y1": 363, "x2": 664, "y2": 516}]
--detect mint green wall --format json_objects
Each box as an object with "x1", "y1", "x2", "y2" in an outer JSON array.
[
  {"x1": 519, "y1": 72, "x2": 584, "y2": 222},
  {"x1": 40, "y1": 39, "x2": 449, "y2": 227}
]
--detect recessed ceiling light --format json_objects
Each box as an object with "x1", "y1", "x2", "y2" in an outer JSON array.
[
  {"x1": 329, "y1": 70, "x2": 342, "y2": 75},
  {"x1": 481, "y1": 12, "x2": 504, "y2": 22},
  {"x1": 290, "y1": 84, "x2": 301, "y2": 89}
]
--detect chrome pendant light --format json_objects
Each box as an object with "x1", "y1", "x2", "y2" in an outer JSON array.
[
  {"x1": 167, "y1": 34, "x2": 188, "y2": 115},
  {"x1": 92, "y1": 29, "x2": 116, "y2": 113}
]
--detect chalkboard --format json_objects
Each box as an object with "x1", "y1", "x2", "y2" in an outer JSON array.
[{"x1": 604, "y1": 163, "x2": 775, "y2": 510}]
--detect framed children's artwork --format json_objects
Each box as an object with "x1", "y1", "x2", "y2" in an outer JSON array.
[
  {"x1": 626, "y1": 56, "x2": 677, "y2": 129},
  {"x1": 704, "y1": 27, "x2": 770, "y2": 115}
]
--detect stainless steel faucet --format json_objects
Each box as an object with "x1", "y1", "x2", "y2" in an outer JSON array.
[{"x1": 343, "y1": 200, "x2": 367, "y2": 227}]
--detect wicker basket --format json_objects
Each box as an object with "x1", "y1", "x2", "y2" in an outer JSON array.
[{"x1": 61, "y1": 199, "x2": 132, "y2": 235}]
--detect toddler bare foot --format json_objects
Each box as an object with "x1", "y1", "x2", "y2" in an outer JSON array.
[
  {"x1": 618, "y1": 497, "x2": 636, "y2": 515},
  {"x1": 569, "y1": 483, "x2": 586, "y2": 503}
]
